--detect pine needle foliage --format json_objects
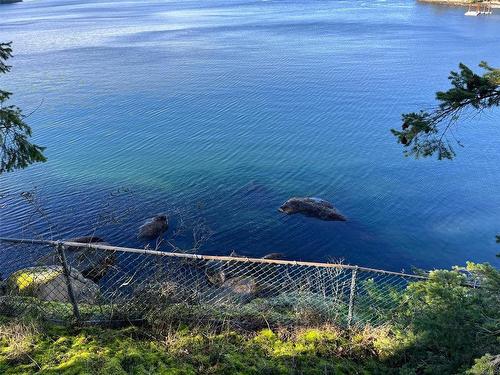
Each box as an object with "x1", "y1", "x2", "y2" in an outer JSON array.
[
  {"x1": 392, "y1": 62, "x2": 500, "y2": 159},
  {"x1": 0, "y1": 42, "x2": 46, "y2": 174}
]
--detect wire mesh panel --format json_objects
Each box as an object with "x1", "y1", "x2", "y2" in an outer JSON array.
[{"x1": 0, "y1": 239, "x2": 426, "y2": 328}]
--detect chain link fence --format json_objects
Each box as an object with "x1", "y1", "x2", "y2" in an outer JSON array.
[{"x1": 0, "y1": 238, "x2": 427, "y2": 329}]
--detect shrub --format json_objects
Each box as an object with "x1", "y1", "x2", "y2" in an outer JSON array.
[{"x1": 389, "y1": 263, "x2": 500, "y2": 374}]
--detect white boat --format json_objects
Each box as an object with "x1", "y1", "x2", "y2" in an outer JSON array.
[
  {"x1": 465, "y1": 10, "x2": 480, "y2": 15},
  {"x1": 465, "y1": 4, "x2": 480, "y2": 16}
]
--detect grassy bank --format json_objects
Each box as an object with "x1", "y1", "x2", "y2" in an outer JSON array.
[{"x1": 0, "y1": 316, "x2": 498, "y2": 375}]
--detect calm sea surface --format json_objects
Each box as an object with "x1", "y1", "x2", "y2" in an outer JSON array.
[{"x1": 1, "y1": 0, "x2": 499, "y2": 271}]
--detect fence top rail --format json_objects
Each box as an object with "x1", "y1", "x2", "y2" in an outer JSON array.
[{"x1": 0, "y1": 237, "x2": 428, "y2": 280}]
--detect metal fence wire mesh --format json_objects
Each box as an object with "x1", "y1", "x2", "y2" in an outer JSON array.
[{"x1": 0, "y1": 239, "x2": 427, "y2": 328}]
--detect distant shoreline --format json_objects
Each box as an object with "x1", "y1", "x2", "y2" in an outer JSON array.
[
  {"x1": 418, "y1": 0, "x2": 500, "y2": 8},
  {"x1": 1, "y1": 0, "x2": 498, "y2": 9}
]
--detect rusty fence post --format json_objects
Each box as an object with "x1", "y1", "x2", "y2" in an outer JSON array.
[
  {"x1": 56, "y1": 242, "x2": 81, "y2": 323},
  {"x1": 347, "y1": 266, "x2": 358, "y2": 329}
]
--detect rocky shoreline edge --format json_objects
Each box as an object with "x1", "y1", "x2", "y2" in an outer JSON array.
[{"x1": 418, "y1": 0, "x2": 500, "y2": 8}]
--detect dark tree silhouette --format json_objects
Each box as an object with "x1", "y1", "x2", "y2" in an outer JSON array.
[{"x1": 0, "y1": 42, "x2": 46, "y2": 174}]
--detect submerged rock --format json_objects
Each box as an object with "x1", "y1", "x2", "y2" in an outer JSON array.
[
  {"x1": 279, "y1": 197, "x2": 346, "y2": 221},
  {"x1": 138, "y1": 214, "x2": 168, "y2": 239},
  {"x1": 233, "y1": 180, "x2": 274, "y2": 198},
  {"x1": 7, "y1": 266, "x2": 99, "y2": 303}
]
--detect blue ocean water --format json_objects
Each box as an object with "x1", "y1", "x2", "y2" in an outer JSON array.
[{"x1": 1, "y1": 0, "x2": 499, "y2": 271}]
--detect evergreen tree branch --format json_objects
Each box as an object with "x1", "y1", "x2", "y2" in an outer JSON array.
[
  {"x1": 391, "y1": 62, "x2": 500, "y2": 160},
  {"x1": 0, "y1": 42, "x2": 46, "y2": 174}
]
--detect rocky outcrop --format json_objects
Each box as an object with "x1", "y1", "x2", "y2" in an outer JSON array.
[
  {"x1": 138, "y1": 215, "x2": 168, "y2": 239},
  {"x1": 7, "y1": 266, "x2": 99, "y2": 303},
  {"x1": 221, "y1": 276, "x2": 258, "y2": 299},
  {"x1": 279, "y1": 197, "x2": 346, "y2": 222}
]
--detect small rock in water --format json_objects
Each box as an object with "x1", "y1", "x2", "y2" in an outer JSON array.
[
  {"x1": 67, "y1": 236, "x2": 115, "y2": 282},
  {"x1": 229, "y1": 250, "x2": 243, "y2": 258},
  {"x1": 279, "y1": 197, "x2": 346, "y2": 222},
  {"x1": 38, "y1": 236, "x2": 115, "y2": 283},
  {"x1": 261, "y1": 252, "x2": 286, "y2": 260},
  {"x1": 138, "y1": 214, "x2": 169, "y2": 239},
  {"x1": 205, "y1": 261, "x2": 226, "y2": 286}
]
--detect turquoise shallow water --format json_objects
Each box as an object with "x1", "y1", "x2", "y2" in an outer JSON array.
[{"x1": 1, "y1": 0, "x2": 500, "y2": 271}]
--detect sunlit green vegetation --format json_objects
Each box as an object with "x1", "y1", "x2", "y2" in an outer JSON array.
[{"x1": 1, "y1": 263, "x2": 498, "y2": 374}]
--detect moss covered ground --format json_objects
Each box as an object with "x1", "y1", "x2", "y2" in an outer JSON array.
[{"x1": 0, "y1": 316, "x2": 395, "y2": 374}]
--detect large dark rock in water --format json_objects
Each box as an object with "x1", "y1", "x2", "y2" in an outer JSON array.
[
  {"x1": 279, "y1": 197, "x2": 346, "y2": 221},
  {"x1": 138, "y1": 215, "x2": 168, "y2": 239}
]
